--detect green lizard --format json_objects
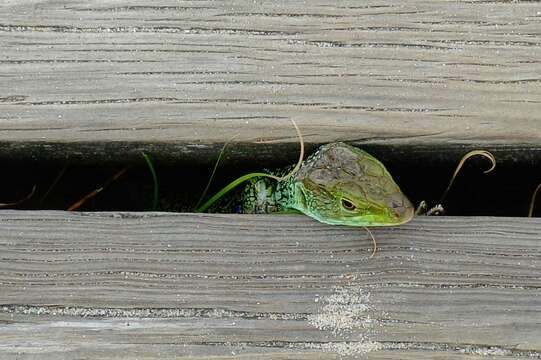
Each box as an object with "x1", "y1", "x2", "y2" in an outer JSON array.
[{"x1": 235, "y1": 142, "x2": 414, "y2": 227}]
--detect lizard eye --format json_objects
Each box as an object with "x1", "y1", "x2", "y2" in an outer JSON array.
[{"x1": 341, "y1": 198, "x2": 356, "y2": 211}]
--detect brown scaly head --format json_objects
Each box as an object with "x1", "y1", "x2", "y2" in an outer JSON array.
[{"x1": 284, "y1": 142, "x2": 414, "y2": 226}]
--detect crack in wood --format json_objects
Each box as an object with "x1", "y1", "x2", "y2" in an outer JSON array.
[
  {"x1": 0, "y1": 304, "x2": 309, "y2": 321},
  {"x1": 0, "y1": 24, "x2": 300, "y2": 36},
  {"x1": 381, "y1": 342, "x2": 541, "y2": 358}
]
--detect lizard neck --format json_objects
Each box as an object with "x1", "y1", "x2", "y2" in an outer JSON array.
[
  {"x1": 274, "y1": 176, "x2": 303, "y2": 211},
  {"x1": 241, "y1": 176, "x2": 300, "y2": 214}
]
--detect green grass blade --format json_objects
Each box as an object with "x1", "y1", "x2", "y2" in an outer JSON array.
[
  {"x1": 195, "y1": 119, "x2": 304, "y2": 214},
  {"x1": 195, "y1": 141, "x2": 232, "y2": 210},
  {"x1": 195, "y1": 172, "x2": 280, "y2": 213}
]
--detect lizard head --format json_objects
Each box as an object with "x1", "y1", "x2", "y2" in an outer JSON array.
[{"x1": 292, "y1": 142, "x2": 414, "y2": 226}]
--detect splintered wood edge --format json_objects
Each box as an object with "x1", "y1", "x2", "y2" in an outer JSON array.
[{"x1": 0, "y1": 211, "x2": 540, "y2": 359}]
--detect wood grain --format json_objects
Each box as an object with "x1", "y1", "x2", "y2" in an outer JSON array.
[
  {"x1": 0, "y1": 210, "x2": 540, "y2": 359},
  {"x1": 0, "y1": 0, "x2": 540, "y2": 163}
]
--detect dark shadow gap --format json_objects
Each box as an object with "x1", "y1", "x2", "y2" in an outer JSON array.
[{"x1": 0, "y1": 154, "x2": 538, "y2": 217}]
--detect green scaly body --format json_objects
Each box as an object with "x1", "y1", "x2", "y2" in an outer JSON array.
[{"x1": 238, "y1": 142, "x2": 414, "y2": 227}]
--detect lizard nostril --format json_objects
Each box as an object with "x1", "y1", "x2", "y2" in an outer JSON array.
[
  {"x1": 387, "y1": 192, "x2": 414, "y2": 220},
  {"x1": 388, "y1": 193, "x2": 404, "y2": 209}
]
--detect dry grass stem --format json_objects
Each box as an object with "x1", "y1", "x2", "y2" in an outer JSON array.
[
  {"x1": 439, "y1": 150, "x2": 496, "y2": 204},
  {"x1": 528, "y1": 182, "x2": 541, "y2": 217}
]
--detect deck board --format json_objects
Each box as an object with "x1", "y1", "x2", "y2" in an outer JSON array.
[
  {"x1": 0, "y1": 211, "x2": 540, "y2": 359},
  {"x1": 1, "y1": 0, "x2": 540, "y2": 163}
]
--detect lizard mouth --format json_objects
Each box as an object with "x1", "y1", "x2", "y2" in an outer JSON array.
[{"x1": 387, "y1": 192, "x2": 415, "y2": 225}]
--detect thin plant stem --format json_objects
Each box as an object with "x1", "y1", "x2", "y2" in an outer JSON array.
[
  {"x1": 195, "y1": 135, "x2": 239, "y2": 210},
  {"x1": 195, "y1": 172, "x2": 282, "y2": 213},
  {"x1": 528, "y1": 182, "x2": 541, "y2": 217},
  {"x1": 0, "y1": 185, "x2": 37, "y2": 208},
  {"x1": 363, "y1": 226, "x2": 377, "y2": 258},
  {"x1": 439, "y1": 150, "x2": 496, "y2": 205},
  {"x1": 39, "y1": 165, "x2": 67, "y2": 204},
  {"x1": 67, "y1": 167, "x2": 129, "y2": 211},
  {"x1": 142, "y1": 153, "x2": 159, "y2": 211},
  {"x1": 195, "y1": 119, "x2": 304, "y2": 213},
  {"x1": 279, "y1": 119, "x2": 304, "y2": 182}
]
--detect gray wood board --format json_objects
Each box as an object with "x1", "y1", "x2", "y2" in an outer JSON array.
[
  {"x1": 0, "y1": 1, "x2": 541, "y2": 164},
  {"x1": 0, "y1": 210, "x2": 540, "y2": 359}
]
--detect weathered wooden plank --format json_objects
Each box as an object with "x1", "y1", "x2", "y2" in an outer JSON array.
[
  {"x1": 1, "y1": 0, "x2": 540, "y2": 163},
  {"x1": 0, "y1": 210, "x2": 539, "y2": 359}
]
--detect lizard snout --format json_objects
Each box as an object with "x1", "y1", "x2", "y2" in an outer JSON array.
[{"x1": 386, "y1": 192, "x2": 414, "y2": 224}]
